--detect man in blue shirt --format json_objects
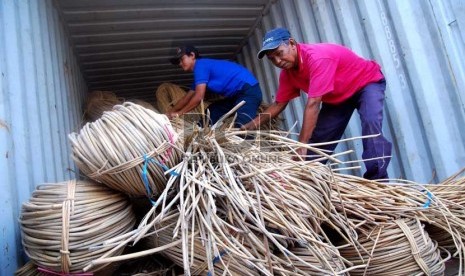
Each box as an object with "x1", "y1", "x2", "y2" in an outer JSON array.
[{"x1": 167, "y1": 45, "x2": 263, "y2": 127}]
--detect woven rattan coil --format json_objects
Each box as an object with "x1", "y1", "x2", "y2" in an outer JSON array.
[
  {"x1": 339, "y1": 218, "x2": 446, "y2": 275},
  {"x1": 19, "y1": 179, "x2": 136, "y2": 274},
  {"x1": 69, "y1": 102, "x2": 182, "y2": 197}
]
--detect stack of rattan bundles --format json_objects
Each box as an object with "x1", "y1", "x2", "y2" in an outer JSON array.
[
  {"x1": 84, "y1": 90, "x2": 123, "y2": 122},
  {"x1": 328, "y1": 172, "x2": 465, "y2": 274},
  {"x1": 19, "y1": 180, "x2": 136, "y2": 274},
  {"x1": 75, "y1": 117, "x2": 465, "y2": 274},
  {"x1": 69, "y1": 102, "x2": 182, "y2": 198}
]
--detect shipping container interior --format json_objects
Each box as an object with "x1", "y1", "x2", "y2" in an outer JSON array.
[{"x1": 1, "y1": 0, "x2": 464, "y2": 273}]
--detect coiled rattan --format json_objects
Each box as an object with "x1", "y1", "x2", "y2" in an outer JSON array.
[
  {"x1": 69, "y1": 102, "x2": 182, "y2": 197},
  {"x1": 19, "y1": 179, "x2": 136, "y2": 274}
]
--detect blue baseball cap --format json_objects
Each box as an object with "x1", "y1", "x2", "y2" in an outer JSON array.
[{"x1": 257, "y1": 27, "x2": 291, "y2": 59}]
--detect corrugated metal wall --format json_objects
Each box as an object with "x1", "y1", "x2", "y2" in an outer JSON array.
[
  {"x1": 239, "y1": 0, "x2": 465, "y2": 183},
  {"x1": 0, "y1": 0, "x2": 87, "y2": 274},
  {"x1": 55, "y1": 0, "x2": 271, "y2": 104}
]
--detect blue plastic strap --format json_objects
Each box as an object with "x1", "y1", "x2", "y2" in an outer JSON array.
[
  {"x1": 153, "y1": 159, "x2": 180, "y2": 177},
  {"x1": 141, "y1": 154, "x2": 180, "y2": 205},
  {"x1": 423, "y1": 190, "x2": 432, "y2": 208},
  {"x1": 207, "y1": 250, "x2": 228, "y2": 276},
  {"x1": 142, "y1": 154, "x2": 156, "y2": 205}
]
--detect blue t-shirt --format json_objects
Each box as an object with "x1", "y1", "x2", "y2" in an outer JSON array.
[{"x1": 192, "y1": 58, "x2": 258, "y2": 97}]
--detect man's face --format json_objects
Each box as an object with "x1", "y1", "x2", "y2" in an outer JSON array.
[
  {"x1": 178, "y1": 53, "x2": 195, "y2": 72},
  {"x1": 266, "y1": 41, "x2": 298, "y2": 70}
]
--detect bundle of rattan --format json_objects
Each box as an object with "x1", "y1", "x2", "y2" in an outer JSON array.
[
  {"x1": 127, "y1": 99, "x2": 161, "y2": 113},
  {"x1": 240, "y1": 165, "x2": 335, "y2": 239},
  {"x1": 69, "y1": 102, "x2": 182, "y2": 197},
  {"x1": 146, "y1": 213, "x2": 261, "y2": 275},
  {"x1": 147, "y1": 212, "x2": 352, "y2": 276},
  {"x1": 19, "y1": 179, "x2": 136, "y2": 274},
  {"x1": 84, "y1": 90, "x2": 123, "y2": 122},
  {"x1": 328, "y1": 172, "x2": 465, "y2": 267},
  {"x1": 425, "y1": 223, "x2": 456, "y2": 252},
  {"x1": 326, "y1": 174, "x2": 448, "y2": 246},
  {"x1": 156, "y1": 83, "x2": 201, "y2": 114},
  {"x1": 425, "y1": 174, "x2": 465, "y2": 258},
  {"x1": 338, "y1": 218, "x2": 446, "y2": 275},
  {"x1": 15, "y1": 262, "x2": 47, "y2": 276},
  {"x1": 274, "y1": 246, "x2": 349, "y2": 275}
]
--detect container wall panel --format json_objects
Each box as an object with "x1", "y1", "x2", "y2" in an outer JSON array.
[
  {"x1": 0, "y1": 0, "x2": 87, "y2": 274},
  {"x1": 242, "y1": 0, "x2": 465, "y2": 182}
]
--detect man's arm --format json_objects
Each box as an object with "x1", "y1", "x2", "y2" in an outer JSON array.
[
  {"x1": 294, "y1": 96, "x2": 321, "y2": 158},
  {"x1": 170, "y1": 89, "x2": 196, "y2": 113},
  {"x1": 241, "y1": 101, "x2": 288, "y2": 130},
  {"x1": 298, "y1": 96, "x2": 321, "y2": 143},
  {"x1": 175, "y1": 83, "x2": 207, "y2": 116}
]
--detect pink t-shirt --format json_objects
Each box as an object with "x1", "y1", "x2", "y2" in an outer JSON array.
[{"x1": 276, "y1": 43, "x2": 384, "y2": 104}]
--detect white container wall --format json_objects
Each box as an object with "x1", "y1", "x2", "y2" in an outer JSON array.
[
  {"x1": 0, "y1": 0, "x2": 87, "y2": 274},
  {"x1": 240, "y1": 0, "x2": 465, "y2": 183}
]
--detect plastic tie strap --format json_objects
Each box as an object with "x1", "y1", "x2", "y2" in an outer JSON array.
[
  {"x1": 423, "y1": 190, "x2": 433, "y2": 208},
  {"x1": 142, "y1": 154, "x2": 157, "y2": 205},
  {"x1": 142, "y1": 154, "x2": 180, "y2": 205}
]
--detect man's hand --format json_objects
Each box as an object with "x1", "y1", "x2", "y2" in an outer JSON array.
[
  {"x1": 166, "y1": 111, "x2": 179, "y2": 119},
  {"x1": 240, "y1": 102, "x2": 288, "y2": 131},
  {"x1": 292, "y1": 147, "x2": 308, "y2": 161},
  {"x1": 240, "y1": 120, "x2": 258, "y2": 131}
]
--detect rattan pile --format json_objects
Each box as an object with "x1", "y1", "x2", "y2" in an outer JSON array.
[
  {"x1": 66, "y1": 102, "x2": 465, "y2": 275},
  {"x1": 86, "y1": 124, "x2": 465, "y2": 275},
  {"x1": 81, "y1": 113, "x2": 358, "y2": 275}
]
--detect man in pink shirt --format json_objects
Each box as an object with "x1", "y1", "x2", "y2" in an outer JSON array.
[{"x1": 242, "y1": 27, "x2": 392, "y2": 180}]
